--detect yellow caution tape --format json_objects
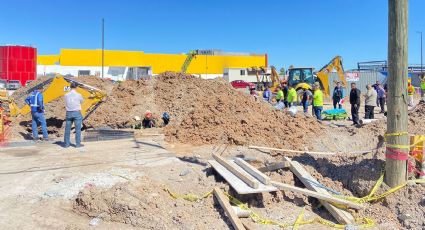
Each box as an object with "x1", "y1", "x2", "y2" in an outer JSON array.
[
  {"x1": 166, "y1": 188, "x2": 375, "y2": 229},
  {"x1": 165, "y1": 188, "x2": 213, "y2": 202},
  {"x1": 384, "y1": 133, "x2": 425, "y2": 149}
]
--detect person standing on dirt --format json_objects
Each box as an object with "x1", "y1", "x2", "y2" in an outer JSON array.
[
  {"x1": 376, "y1": 83, "x2": 386, "y2": 113},
  {"x1": 263, "y1": 86, "x2": 271, "y2": 102},
  {"x1": 286, "y1": 85, "x2": 297, "y2": 107},
  {"x1": 364, "y1": 84, "x2": 377, "y2": 119},
  {"x1": 312, "y1": 82, "x2": 323, "y2": 120},
  {"x1": 407, "y1": 79, "x2": 415, "y2": 107},
  {"x1": 282, "y1": 82, "x2": 289, "y2": 107},
  {"x1": 420, "y1": 74, "x2": 425, "y2": 102},
  {"x1": 64, "y1": 82, "x2": 84, "y2": 148},
  {"x1": 349, "y1": 83, "x2": 361, "y2": 125},
  {"x1": 275, "y1": 86, "x2": 284, "y2": 103},
  {"x1": 301, "y1": 88, "x2": 313, "y2": 113},
  {"x1": 332, "y1": 82, "x2": 344, "y2": 109},
  {"x1": 25, "y1": 85, "x2": 49, "y2": 141}
]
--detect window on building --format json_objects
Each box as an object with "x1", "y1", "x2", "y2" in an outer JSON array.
[
  {"x1": 78, "y1": 70, "x2": 91, "y2": 76},
  {"x1": 240, "y1": 70, "x2": 246, "y2": 76}
]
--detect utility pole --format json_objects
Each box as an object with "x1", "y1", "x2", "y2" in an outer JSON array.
[
  {"x1": 385, "y1": 0, "x2": 409, "y2": 187},
  {"x1": 102, "y1": 18, "x2": 105, "y2": 79}
]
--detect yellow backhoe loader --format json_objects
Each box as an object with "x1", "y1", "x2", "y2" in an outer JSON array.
[
  {"x1": 8, "y1": 75, "x2": 106, "y2": 119},
  {"x1": 252, "y1": 66, "x2": 281, "y2": 92},
  {"x1": 287, "y1": 56, "x2": 346, "y2": 96}
]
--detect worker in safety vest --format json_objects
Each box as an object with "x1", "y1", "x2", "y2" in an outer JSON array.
[
  {"x1": 275, "y1": 86, "x2": 284, "y2": 103},
  {"x1": 420, "y1": 74, "x2": 425, "y2": 102},
  {"x1": 287, "y1": 85, "x2": 297, "y2": 107},
  {"x1": 25, "y1": 85, "x2": 49, "y2": 141},
  {"x1": 407, "y1": 78, "x2": 415, "y2": 107},
  {"x1": 312, "y1": 82, "x2": 323, "y2": 120}
]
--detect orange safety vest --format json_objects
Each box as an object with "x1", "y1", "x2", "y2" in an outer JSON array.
[{"x1": 408, "y1": 85, "x2": 415, "y2": 95}]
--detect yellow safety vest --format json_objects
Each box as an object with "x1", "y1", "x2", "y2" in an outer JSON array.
[
  {"x1": 421, "y1": 79, "x2": 425, "y2": 90},
  {"x1": 287, "y1": 88, "x2": 297, "y2": 103},
  {"x1": 313, "y1": 89, "x2": 323, "y2": 106}
]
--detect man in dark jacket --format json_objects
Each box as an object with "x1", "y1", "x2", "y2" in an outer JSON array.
[
  {"x1": 349, "y1": 82, "x2": 361, "y2": 125},
  {"x1": 332, "y1": 82, "x2": 344, "y2": 109}
]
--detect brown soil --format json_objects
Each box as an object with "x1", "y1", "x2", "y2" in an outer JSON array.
[
  {"x1": 74, "y1": 178, "x2": 230, "y2": 230},
  {"x1": 84, "y1": 71, "x2": 322, "y2": 149}
]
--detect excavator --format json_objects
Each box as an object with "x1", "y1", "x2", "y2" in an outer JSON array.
[
  {"x1": 181, "y1": 50, "x2": 198, "y2": 73},
  {"x1": 252, "y1": 66, "x2": 281, "y2": 91},
  {"x1": 287, "y1": 56, "x2": 346, "y2": 96},
  {"x1": 7, "y1": 75, "x2": 106, "y2": 119}
]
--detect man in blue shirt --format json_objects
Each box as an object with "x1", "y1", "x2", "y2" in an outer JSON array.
[
  {"x1": 25, "y1": 85, "x2": 49, "y2": 141},
  {"x1": 262, "y1": 86, "x2": 271, "y2": 102}
]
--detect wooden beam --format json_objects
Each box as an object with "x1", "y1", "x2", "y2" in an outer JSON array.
[
  {"x1": 270, "y1": 181, "x2": 363, "y2": 210},
  {"x1": 212, "y1": 154, "x2": 259, "y2": 189},
  {"x1": 385, "y1": 0, "x2": 409, "y2": 187},
  {"x1": 234, "y1": 158, "x2": 271, "y2": 185},
  {"x1": 213, "y1": 188, "x2": 246, "y2": 230},
  {"x1": 249, "y1": 145, "x2": 337, "y2": 156},
  {"x1": 258, "y1": 161, "x2": 290, "y2": 172},
  {"x1": 283, "y1": 157, "x2": 355, "y2": 224}
]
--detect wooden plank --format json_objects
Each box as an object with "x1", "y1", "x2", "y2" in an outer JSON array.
[
  {"x1": 283, "y1": 157, "x2": 355, "y2": 224},
  {"x1": 270, "y1": 181, "x2": 363, "y2": 210},
  {"x1": 209, "y1": 160, "x2": 277, "y2": 194},
  {"x1": 213, "y1": 188, "x2": 246, "y2": 230},
  {"x1": 258, "y1": 161, "x2": 290, "y2": 172},
  {"x1": 234, "y1": 158, "x2": 271, "y2": 185},
  {"x1": 212, "y1": 154, "x2": 259, "y2": 189},
  {"x1": 249, "y1": 145, "x2": 337, "y2": 156}
]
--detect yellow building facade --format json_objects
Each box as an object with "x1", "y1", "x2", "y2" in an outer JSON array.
[{"x1": 37, "y1": 49, "x2": 267, "y2": 75}]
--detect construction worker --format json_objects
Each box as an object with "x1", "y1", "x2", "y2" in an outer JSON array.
[
  {"x1": 142, "y1": 110, "x2": 156, "y2": 128},
  {"x1": 312, "y1": 82, "x2": 323, "y2": 120},
  {"x1": 332, "y1": 82, "x2": 344, "y2": 109},
  {"x1": 282, "y1": 82, "x2": 289, "y2": 107},
  {"x1": 25, "y1": 85, "x2": 49, "y2": 141},
  {"x1": 407, "y1": 78, "x2": 415, "y2": 107},
  {"x1": 364, "y1": 84, "x2": 377, "y2": 119},
  {"x1": 249, "y1": 86, "x2": 258, "y2": 101},
  {"x1": 349, "y1": 82, "x2": 361, "y2": 125},
  {"x1": 262, "y1": 86, "x2": 271, "y2": 102},
  {"x1": 301, "y1": 88, "x2": 313, "y2": 113},
  {"x1": 287, "y1": 85, "x2": 297, "y2": 107},
  {"x1": 376, "y1": 83, "x2": 386, "y2": 113},
  {"x1": 64, "y1": 82, "x2": 84, "y2": 148},
  {"x1": 420, "y1": 74, "x2": 425, "y2": 102},
  {"x1": 275, "y1": 86, "x2": 284, "y2": 103}
]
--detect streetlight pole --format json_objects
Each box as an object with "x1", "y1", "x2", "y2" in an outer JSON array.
[
  {"x1": 418, "y1": 31, "x2": 423, "y2": 75},
  {"x1": 102, "y1": 18, "x2": 105, "y2": 79}
]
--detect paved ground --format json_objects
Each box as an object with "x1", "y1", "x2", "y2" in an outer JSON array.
[{"x1": 0, "y1": 137, "x2": 179, "y2": 230}]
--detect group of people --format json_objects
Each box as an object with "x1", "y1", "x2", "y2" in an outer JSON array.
[
  {"x1": 26, "y1": 83, "x2": 84, "y2": 148},
  {"x1": 260, "y1": 81, "x2": 325, "y2": 120}
]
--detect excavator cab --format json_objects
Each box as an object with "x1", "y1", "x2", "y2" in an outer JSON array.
[{"x1": 288, "y1": 67, "x2": 316, "y2": 90}]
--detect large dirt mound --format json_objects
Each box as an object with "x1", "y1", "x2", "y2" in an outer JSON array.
[{"x1": 85, "y1": 72, "x2": 322, "y2": 148}]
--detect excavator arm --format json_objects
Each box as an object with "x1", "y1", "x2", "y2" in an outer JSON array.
[
  {"x1": 9, "y1": 76, "x2": 106, "y2": 119},
  {"x1": 181, "y1": 50, "x2": 198, "y2": 73},
  {"x1": 316, "y1": 56, "x2": 346, "y2": 96}
]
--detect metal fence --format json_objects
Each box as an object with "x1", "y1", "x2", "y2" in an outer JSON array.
[{"x1": 328, "y1": 71, "x2": 387, "y2": 95}]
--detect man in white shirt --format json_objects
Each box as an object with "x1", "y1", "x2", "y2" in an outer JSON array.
[{"x1": 64, "y1": 82, "x2": 84, "y2": 148}]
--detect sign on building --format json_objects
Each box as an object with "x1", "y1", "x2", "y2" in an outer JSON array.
[{"x1": 345, "y1": 72, "x2": 360, "y2": 82}]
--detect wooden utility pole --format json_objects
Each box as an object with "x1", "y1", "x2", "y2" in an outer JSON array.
[{"x1": 385, "y1": 0, "x2": 409, "y2": 187}]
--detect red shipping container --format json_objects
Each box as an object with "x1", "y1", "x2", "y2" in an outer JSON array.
[{"x1": 0, "y1": 46, "x2": 37, "y2": 85}]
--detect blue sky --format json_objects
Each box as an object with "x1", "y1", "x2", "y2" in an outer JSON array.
[{"x1": 1, "y1": 0, "x2": 424, "y2": 70}]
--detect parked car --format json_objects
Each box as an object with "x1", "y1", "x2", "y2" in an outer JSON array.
[
  {"x1": 25, "y1": 80, "x2": 33, "y2": 86},
  {"x1": 7, "y1": 80, "x2": 22, "y2": 90},
  {"x1": 230, "y1": 80, "x2": 255, "y2": 89}
]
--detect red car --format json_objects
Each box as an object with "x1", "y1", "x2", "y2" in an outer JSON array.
[{"x1": 231, "y1": 80, "x2": 255, "y2": 89}]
